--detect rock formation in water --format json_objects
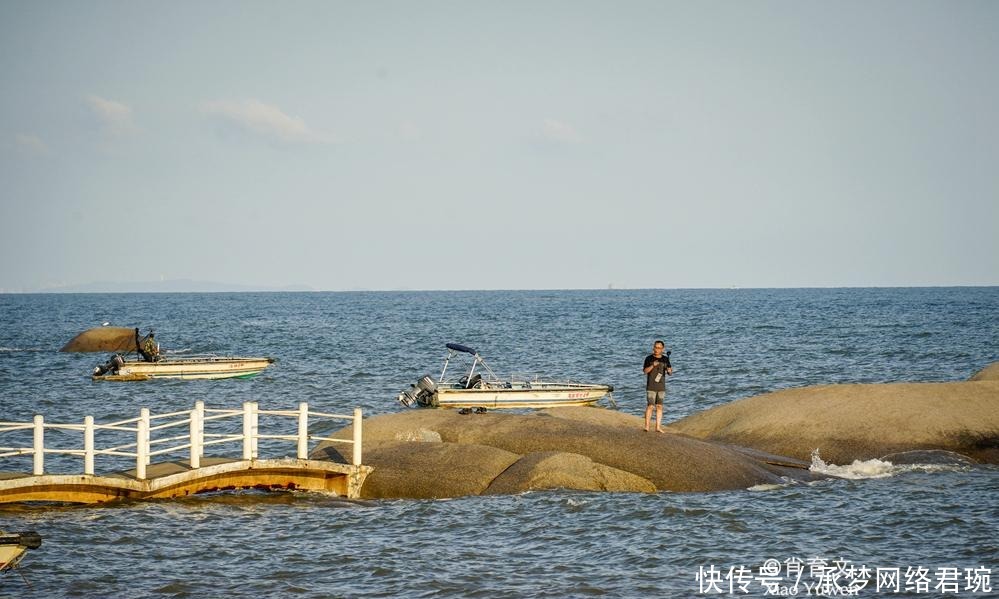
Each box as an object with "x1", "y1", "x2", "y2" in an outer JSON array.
[
  {"x1": 315, "y1": 362, "x2": 999, "y2": 498},
  {"x1": 313, "y1": 407, "x2": 815, "y2": 499},
  {"x1": 970, "y1": 362, "x2": 999, "y2": 382},
  {"x1": 671, "y1": 363, "x2": 999, "y2": 465}
]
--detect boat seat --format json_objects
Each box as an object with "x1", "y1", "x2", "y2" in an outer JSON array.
[{"x1": 464, "y1": 374, "x2": 482, "y2": 389}]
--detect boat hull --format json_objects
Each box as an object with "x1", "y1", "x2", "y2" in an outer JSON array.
[
  {"x1": 0, "y1": 544, "x2": 26, "y2": 572},
  {"x1": 0, "y1": 531, "x2": 40, "y2": 572},
  {"x1": 427, "y1": 383, "x2": 612, "y2": 409},
  {"x1": 93, "y1": 357, "x2": 274, "y2": 381}
]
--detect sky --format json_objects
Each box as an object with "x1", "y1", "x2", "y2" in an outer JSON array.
[{"x1": 1, "y1": 1, "x2": 997, "y2": 292}]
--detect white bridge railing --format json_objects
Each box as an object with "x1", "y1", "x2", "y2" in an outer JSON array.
[{"x1": 0, "y1": 402, "x2": 362, "y2": 480}]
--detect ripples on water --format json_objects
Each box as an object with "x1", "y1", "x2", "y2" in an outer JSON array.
[
  {"x1": 1, "y1": 288, "x2": 997, "y2": 597},
  {"x1": 4, "y1": 468, "x2": 997, "y2": 598}
]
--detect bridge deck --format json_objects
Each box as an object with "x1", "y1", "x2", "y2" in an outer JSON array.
[{"x1": 0, "y1": 458, "x2": 371, "y2": 504}]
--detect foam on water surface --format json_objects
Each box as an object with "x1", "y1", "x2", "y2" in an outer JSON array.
[{"x1": 808, "y1": 449, "x2": 974, "y2": 480}]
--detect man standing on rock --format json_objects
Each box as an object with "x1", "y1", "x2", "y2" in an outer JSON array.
[{"x1": 643, "y1": 340, "x2": 672, "y2": 432}]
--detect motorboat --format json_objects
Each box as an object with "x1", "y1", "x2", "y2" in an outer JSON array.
[
  {"x1": 397, "y1": 343, "x2": 614, "y2": 410},
  {"x1": 88, "y1": 354, "x2": 275, "y2": 381},
  {"x1": 61, "y1": 326, "x2": 274, "y2": 381},
  {"x1": 0, "y1": 531, "x2": 41, "y2": 573}
]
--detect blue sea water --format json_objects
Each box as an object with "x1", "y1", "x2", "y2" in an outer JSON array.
[{"x1": 0, "y1": 288, "x2": 997, "y2": 597}]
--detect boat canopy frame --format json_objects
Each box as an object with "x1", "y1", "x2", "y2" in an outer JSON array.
[{"x1": 439, "y1": 343, "x2": 499, "y2": 385}]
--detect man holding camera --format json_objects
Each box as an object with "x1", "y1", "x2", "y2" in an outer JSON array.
[{"x1": 643, "y1": 340, "x2": 672, "y2": 432}]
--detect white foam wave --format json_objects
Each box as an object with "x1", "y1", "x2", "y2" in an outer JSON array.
[
  {"x1": 747, "y1": 483, "x2": 788, "y2": 492},
  {"x1": 810, "y1": 451, "x2": 896, "y2": 479},
  {"x1": 808, "y1": 449, "x2": 971, "y2": 480}
]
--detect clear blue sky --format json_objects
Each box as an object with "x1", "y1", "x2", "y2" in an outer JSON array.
[{"x1": 2, "y1": 1, "x2": 997, "y2": 292}]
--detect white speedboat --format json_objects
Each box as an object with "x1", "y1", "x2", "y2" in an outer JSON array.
[
  {"x1": 61, "y1": 326, "x2": 274, "y2": 381},
  {"x1": 90, "y1": 354, "x2": 275, "y2": 381},
  {"x1": 397, "y1": 343, "x2": 614, "y2": 410},
  {"x1": 0, "y1": 531, "x2": 41, "y2": 573}
]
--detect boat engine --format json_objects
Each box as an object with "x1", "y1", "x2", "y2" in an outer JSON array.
[
  {"x1": 0, "y1": 531, "x2": 41, "y2": 550},
  {"x1": 93, "y1": 354, "x2": 125, "y2": 377},
  {"x1": 397, "y1": 375, "x2": 437, "y2": 407}
]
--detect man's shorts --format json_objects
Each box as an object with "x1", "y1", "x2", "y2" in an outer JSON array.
[{"x1": 646, "y1": 390, "x2": 665, "y2": 406}]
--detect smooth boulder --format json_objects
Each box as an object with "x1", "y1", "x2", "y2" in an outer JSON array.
[
  {"x1": 313, "y1": 409, "x2": 794, "y2": 498},
  {"x1": 483, "y1": 451, "x2": 657, "y2": 495},
  {"x1": 671, "y1": 376, "x2": 999, "y2": 465},
  {"x1": 970, "y1": 362, "x2": 999, "y2": 381},
  {"x1": 327, "y1": 440, "x2": 521, "y2": 500}
]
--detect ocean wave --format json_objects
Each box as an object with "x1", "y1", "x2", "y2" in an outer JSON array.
[
  {"x1": 747, "y1": 482, "x2": 791, "y2": 492},
  {"x1": 0, "y1": 347, "x2": 46, "y2": 352},
  {"x1": 808, "y1": 449, "x2": 973, "y2": 480}
]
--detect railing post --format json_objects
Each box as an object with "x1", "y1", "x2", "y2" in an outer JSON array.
[
  {"x1": 189, "y1": 407, "x2": 201, "y2": 469},
  {"x1": 137, "y1": 408, "x2": 149, "y2": 480},
  {"x1": 352, "y1": 407, "x2": 362, "y2": 466},
  {"x1": 196, "y1": 401, "x2": 205, "y2": 461},
  {"x1": 297, "y1": 402, "x2": 308, "y2": 459},
  {"x1": 242, "y1": 402, "x2": 253, "y2": 460},
  {"x1": 251, "y1": 401, "x2": 259, "y2": 459},
  {"x1": 32, "y1": 415, "x2": 44, "y2": 476},
  {"x1": 84, "y1": 415, "x2": 95, "y2": 476}
]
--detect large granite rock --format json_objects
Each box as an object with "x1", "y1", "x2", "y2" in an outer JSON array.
[
  {"x1": 345, "y1": 440, "x2": 521, "y2": 500},
  {"x1": 312, "y1": 408, "x2": 802, "y2": 499},
  {"x1": 671, "y1": 368, "x2": 999, "y2": 465},
  {"x1": 484, "y1": 451, "x2": 656, "y2": 495},
  {"x1": 970, "y1": 362, "x2": 999, "y2": 381}
]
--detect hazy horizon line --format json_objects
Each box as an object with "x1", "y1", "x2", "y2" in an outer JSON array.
[{"x1": 3, "y1": 283, "x2": 997, "y2": 295}]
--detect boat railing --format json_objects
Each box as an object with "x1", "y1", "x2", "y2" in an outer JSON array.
[
  {"x1": 0, "y1": 401, "x2": 362, "y2": 480},
  {"x1": 144, "y1": 352, "x2": 271, "y2": 361}
]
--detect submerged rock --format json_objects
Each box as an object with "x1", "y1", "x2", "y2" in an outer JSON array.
[{"x1": 671, "y1": 368, "x2": 999, "y2": 465}]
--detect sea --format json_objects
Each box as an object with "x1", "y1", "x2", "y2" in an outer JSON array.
[{"x1": 0, "y1": 288, "x2": 997, "y2": 598}]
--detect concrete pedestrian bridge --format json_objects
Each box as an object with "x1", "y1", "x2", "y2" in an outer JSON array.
[{"x1": 0, "y1": 402, "x2": 370, "y2": 504}]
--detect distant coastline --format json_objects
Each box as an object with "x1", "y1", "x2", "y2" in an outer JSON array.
[
  {"x1": 1, "y1": 282, "x2": 997, "y2": 294},
  {"x1": 1, "y1": 279, "x2": 315, "y2": 294}
]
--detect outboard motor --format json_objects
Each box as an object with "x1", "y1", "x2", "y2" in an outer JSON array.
[
  {"x1": 0, "y1": 531, "x2": 42, "y2": 550},
  {"x1": 397, "y1": 375, "x2": 437, "y2": 407},
  {"x1": 397, "y1": 386, "x2": 419, "y2": 407},
  {"x1": 416, "y1": 376, "x2": 437, "y2": 394},
  {"x1": 93, "y1": 354, "x2": 125, "y2": 377}
]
